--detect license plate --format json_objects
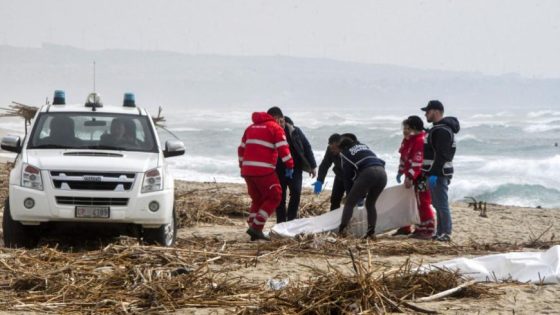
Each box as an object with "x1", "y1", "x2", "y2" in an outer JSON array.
[{"x1": 75, "y1": 206, "x2": 110, "y2": 218}]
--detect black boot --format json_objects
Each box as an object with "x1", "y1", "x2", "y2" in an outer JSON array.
[
  {"x1": 364, "y1": 226, "x2": 376, "y2": 240},
  {"x1": 338, "y1": 224, "x2": 348, "y2": 237},
  {"x1": 246, "y1": 228, "x2": 257, "y2": 241},
  {"x1": 246, "y1": 227, "x2": 270, "y2": 241}
]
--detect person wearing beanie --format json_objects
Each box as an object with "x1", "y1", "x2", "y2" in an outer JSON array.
[
  {"x1": 238, "y1": 108, "x2": 294, "y2": 241},
  {"x1": 274, "y1": 115, "x2": 317, "y2": 222},
  {"x1": 313, "y1": 133, "x2": 345, "y2": 210},
  {"x1": 394, "y1": 115, "x2": 435, "y2": 239},
  {"x1": 421, "y1": 100, "x2": 460, "y2": 242}
]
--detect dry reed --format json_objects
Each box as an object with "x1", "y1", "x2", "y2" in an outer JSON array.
[{"x1": 0, "y1": 243, "x2": 494, "y2": 314}]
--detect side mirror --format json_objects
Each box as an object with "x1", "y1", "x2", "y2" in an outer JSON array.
[
  {"x1": 163, "y1": 140, "x2": 185, "y2": 158},
  {"x1": 1, "y1": 135, "x2": 22, "y2": 153}
]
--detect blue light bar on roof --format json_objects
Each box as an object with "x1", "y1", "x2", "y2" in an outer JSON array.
[
  {"x1": 123, "y1": 93, "x2": 136, "y2": 107},
  {"x1": 53, "y1": 90, "x2": 66, "y2": 105}
]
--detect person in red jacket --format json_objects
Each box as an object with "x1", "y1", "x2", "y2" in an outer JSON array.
[
  {"x1": 394, "y1": 116, "x2": 435, "y2": 239},
  {"x1": 238, "y1": 107, "x2": 294, "y2": 241}
]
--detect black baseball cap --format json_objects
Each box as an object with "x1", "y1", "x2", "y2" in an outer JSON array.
[{"x1": 421, "y1": 100, "x2": 444, "y2": 112}]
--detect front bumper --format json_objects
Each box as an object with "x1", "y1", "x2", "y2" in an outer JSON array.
[{"x1": 8, "y1": 183, "x2": 174, "y2": 226}]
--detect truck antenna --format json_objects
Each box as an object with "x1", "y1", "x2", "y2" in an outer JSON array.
[{"x1": 93, "y1": 61, "x2": 96, "y2": 92}]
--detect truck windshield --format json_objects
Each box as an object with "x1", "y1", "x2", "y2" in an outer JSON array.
[{"x1": 28, "y1": 113, "x2": 158, "y2": 152}]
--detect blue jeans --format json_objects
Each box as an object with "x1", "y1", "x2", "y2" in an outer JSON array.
[{"x1": 430, "y1": 176, "x2": 452, "y2": 235}]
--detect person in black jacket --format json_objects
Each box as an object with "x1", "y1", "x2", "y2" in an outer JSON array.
[
  {"x1": 275, "y1": 115, "x2": 317, "y2": 222},
  {"x1": 337, "y1": 137, "x2": 387, "y2": 238},
  {"x1": 313, "y1": 133, "x2": 345, "y2": 210},
  {"x1": 421, "y1": 100, "x2": 460, "y2": 242}
]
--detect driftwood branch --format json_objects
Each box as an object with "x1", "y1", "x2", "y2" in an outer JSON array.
[
  {"x1": 151, "y1": 106, "x2": 166, "y2": 127},
  {"x1": 415, "y1": 280, "x2": 477, "y2": 302},
  {"x1": 528, "y1": 224, "x2": 554, "y2": 247},
  {"x1": 0, "y1": 102, "x2": 39, "y2": 135}
]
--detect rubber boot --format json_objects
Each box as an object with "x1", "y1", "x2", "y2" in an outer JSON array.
[{"x1": 246, "y1": 227, "x2": 270, "y2": 241}]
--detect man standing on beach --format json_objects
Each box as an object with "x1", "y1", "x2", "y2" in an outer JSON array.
[
  {"x1": 421, "y1": 100, "x2": 460, "y2": 242},
  {"x1": 238, "y1": 108, "x2": 294, "y2": 241},
  {"x1": 275, "y1": 115, "x2": 317, "y2": 222}
]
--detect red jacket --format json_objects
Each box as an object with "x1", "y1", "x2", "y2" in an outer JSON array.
[
  {"x1": 238, "y1": 112, "x2": 294, "y2": 176},
  {"x1": 398, "y1": 131, "x2": 425, "y2": 181}
]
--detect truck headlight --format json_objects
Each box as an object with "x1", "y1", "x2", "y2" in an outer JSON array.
[
  {"x1": 22, "y1": 163, "x2": 43, "y2": 190},
  {"x1": 142, "y1": 168, "x2": 163, "y2": 193}
]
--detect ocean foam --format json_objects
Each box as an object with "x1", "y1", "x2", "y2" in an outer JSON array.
[
  {"x1": 523, "y1": 124, "x2": 560, "y2": 133},
  {"x1": 528, "y1": 110, "x2": 560, "y2": 118},
  {"x1": 456, "y1": 134, "x2": 483, "y2": 143}
]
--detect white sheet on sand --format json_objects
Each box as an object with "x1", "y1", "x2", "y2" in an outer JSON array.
[
  {"x1": 271, "y1": 185, "x2": 420, "y2": 238},
  {"x1": 424, "y1": 246, "x2": 560, "y2": 284}
]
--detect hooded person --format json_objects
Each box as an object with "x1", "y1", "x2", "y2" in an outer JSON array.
[
  {"x1": 421, "y1": 100, "x2": 460, "y2": 242},
  {"x1": 238, "y1": 108, "x2": 294, "y2": 241},
  {"x1": 275, "y1": 115, "x2": 317, "y2": 222}
]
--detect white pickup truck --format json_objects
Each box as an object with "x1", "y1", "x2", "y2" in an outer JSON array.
[{"x1": 1, "y1": 91, "x2": 185, "y2": 248}]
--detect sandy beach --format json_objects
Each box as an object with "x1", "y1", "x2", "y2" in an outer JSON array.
[
  {"x1": 0, "y1": 162, "x2": 559, "y2": 314},
  {"x1": 175, "y1": 181, "x2": 560, "y2": 314}
]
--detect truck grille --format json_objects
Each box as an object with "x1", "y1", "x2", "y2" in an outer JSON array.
[
  {"x1": 56, "y1": 197, "x2": 129, "y2": 206},
  {"x1": 50, "y1": 171, "x2": 136, "y2": 191}
]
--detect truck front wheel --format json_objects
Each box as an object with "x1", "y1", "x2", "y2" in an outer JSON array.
[
  {"x1": 2, "y1": 199, "x2": 40, "y2": 248},
  {"x1": 142, "y1": 206, "x2": 176, "y2": 246}
]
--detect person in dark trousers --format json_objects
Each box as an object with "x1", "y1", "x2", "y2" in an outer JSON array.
[
  {"x1": 421, "y1": 100, "x2": 460, "y2": 242},
  {"x1": 337, "y1": 137, "x2": 387, "y2": 238},
  {"x1": 274, "y1": 114, "x2": 317, "y2": 223},
  {"x1": 313, "y1": 133, "x2": 345, "y2": 210}
]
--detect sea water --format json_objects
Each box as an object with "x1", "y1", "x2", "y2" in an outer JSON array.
[{"x1": 160, "y1": 108, "x2": 560, "y2": 209}]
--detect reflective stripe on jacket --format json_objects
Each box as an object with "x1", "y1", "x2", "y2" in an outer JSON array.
[
  {"x1": 398, "y1": 132, "x2": 425, "y2": 181},
  {"x1": 422, "y1": 117, "x2": 460, "y2": 177},
  {"x1": 238, "y1": 112, "x2": 294, "y2": 176}
]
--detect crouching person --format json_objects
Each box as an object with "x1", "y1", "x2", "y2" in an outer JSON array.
[
  {"x1": 238, "y1": 110, "x2": 294, "y2": 241},
  {"x1": 337, "y1": 137, "x2": 387, "y2": 238}
]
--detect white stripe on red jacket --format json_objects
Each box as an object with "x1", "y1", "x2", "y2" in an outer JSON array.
[
  {"x1": 238, "y1": 112, "x2": 294, "y2": 176},
  {"x1": 398, "y1": 131, "x2": 425, "y2": 181}
]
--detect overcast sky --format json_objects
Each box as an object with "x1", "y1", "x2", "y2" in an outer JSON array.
[{"x1": 1, "y1": 0, "x2": 560, "y2": 78}]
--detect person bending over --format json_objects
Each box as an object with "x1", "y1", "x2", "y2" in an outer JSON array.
[
  {"x1": 313, "y1": 133, "x2": 345, "y2": 210},
  {"x1": 337, "y1": 137, "x2": 387, "y2": 238}
]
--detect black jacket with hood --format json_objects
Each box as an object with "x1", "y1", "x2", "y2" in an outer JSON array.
[
  {"x1": 276, "y1": 117, "x2": 317, "y2": 173},
  {"x1": 422, "y1": 116, "x2": 460, "y2": 177}
]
